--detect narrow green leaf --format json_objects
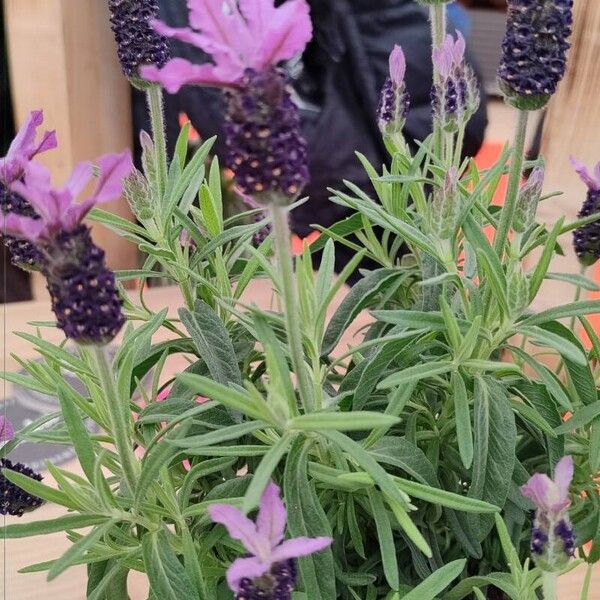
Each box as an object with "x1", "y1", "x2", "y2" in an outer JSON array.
[
  {"x1": 368, "y1": 489, "x2": 400, "y2": 590},
  {"x1": 554, "y1": 402, "x2": 600, "y2": 434},
  {"x1": 452, "y1": 372, "x2": 473, "y2": 469},
  {"x1": 1, "y1": 469, "x2": 78, "y2": 510},
  {"x1": 289, "y1": 412, "x2": 400, "y2": 432},
  {"x1": 170, "y1": 421, "x2": 266, "y2": 450},
  {"x1": 520, "y1": 300, "x2": 600, "y2": 326},
  {"x1": 378, "y1": 361, "x2": 454, "y2": 389},
  {"x1": 2, "y1": 514, "x2": 109, "y2": 538},
  {"x1": 242, "y1": 434, "x2": 293, "y2": 513},
  {"x1": 401, "y1": 560, "x2": 466, "y2": 600},
  {"x1": 518, "y1": 325, "x2": 587, "y2": 366}
]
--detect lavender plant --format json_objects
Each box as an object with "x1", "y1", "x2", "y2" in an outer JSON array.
[{"x1": 2, "y1": 1, "x2": 599, "y2": 599}]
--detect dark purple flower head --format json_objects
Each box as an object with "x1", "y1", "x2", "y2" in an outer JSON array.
[
  {"x1": 108, "y1": 0, "x2": 170, "y2": 78},
  {"x1": 521, "y1": 456, "x2": 575, "y2": 572},
  {"x1": 498, "y1": 0, "x2": 573, "y2": 110},
  {"x1": 431, "y1": 33, "x2": 480, "y2": 131},
  {"x1": 1, "y1": 458, "x2": 44, "y2": 517},
  {"x1": 2, "y1": 153, "x2": 132, "y2": 345},
  {"x1": 224, "y1": 68, "x2": 309, "y2": 202},
  {"x1": 209, "y1": 481, "x2": 331, "y2": 595},
  {"x1": 0, "y1": 110, "x2": 57, "y2": 271},
  {"x1": 377, "y1": 46, "x2": 410, "y2": 142},
  {"x1": 571, "y1": 157, "x2": 600, "y2": 267}
]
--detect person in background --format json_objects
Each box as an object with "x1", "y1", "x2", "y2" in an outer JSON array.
[
  {"x1": 0, "y1": 3, "x2": 32, "y2": 302},
  {"x1": 133, "y1": 0, "x2": 488, "y2": 280}
]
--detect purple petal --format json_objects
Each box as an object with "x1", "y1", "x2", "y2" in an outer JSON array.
[
  {"x1": 239, "y1": 0, "x2": 277, "y2": 34},
  {"x1": 521, "y1": 473, "x2": 554, "y2": 511},
  {"x1": 570, "y1": 156, "x2": 600, "y2": 191},
  {"x1": 256, "y1": 481, "x2": 287, "y2": 548},
  {"x1": 151, "y1": 19, "x2": 208, "y2": 48},
  {"x1": 432, "y1": 38, "x2": 453, "y2": 79},
  {"x1": 270, "y1": 536, "x2": 332, "y2": 563},
  {"x1": 6, "y1": 110, "x2": 44, "y2": 159},
  {"x1": 208, "y1": 503, "x2": 265, "y2": 556},
  {"x1": 226, "y1": 556, "x2": 269, "y2": 592},
  {"x1": 553, "y1": 455, "x2": 574, "y2": 507},
  {"x1": 0, "y1": 213, "x2": 46, "y2": 242},
  {"x1": 0, "y1": 416, "x2": 15, "y2": 443},
  {"x1": 257, "y1": 0, "x2": 312, "y2": 68},
  {"x1": 31, "y1": 130, "x2": 58, "y2": 157},
  {"x1": 141, "y1": 58, "x2": 239, "y2": 93},
  {"x1": 90, "y1": 152, "x2": 133, "y2": 203},
  {"x1": 65, "y1": 161, "x2": 94, "y2": 198},
  {"x1": 389, "y1": 45, "x2": 406, "y2": 85},
  {"x1": 11, "y1": 162, "x2": 56, "y2": 223},
  {"x1": 452, "y1": 31, "x2": 466, "y2": 64}
]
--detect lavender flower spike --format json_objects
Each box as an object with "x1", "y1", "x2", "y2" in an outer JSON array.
[
  {"x1": 108, "y1": 0, "x2": 170, "y2": 79},
  {"x1": 571, "y1": 157, "x2": 600, "y2": 267},
  {"x1": 2, "y1": 153, "x2": 133, "y2": 345},
  {"x1": 498, "y1": 0, "x2": 573, "y2": 110},
  {"x1": 521, "y1": 456, "x2": 576, "y2": 572},
  {"x1": 0, "y1": 416, "x2": 44, "y2": 517},
  {"x1": 0, "y1": 110, "x2": 57, "y2": 271},
  {"x1": 141, "y1": 0, "x2": 313, "y2": 203},
  {"x1": 377, "y1": 45, "x2": 410, "y2": 144},
  {"x1": 209, "y1": 481, "x2": 332, "y2": 598},
  {"x1": 431, "y1": 32, "x2": 480, "y2": 132}
]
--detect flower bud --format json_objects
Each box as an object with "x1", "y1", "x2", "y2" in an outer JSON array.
[
  {"x1": 378, "y1": 46, "x2": 410, "y2": 144},
  {"x1": 507, "y1": 264, "x2": 530, "y2": 316},
  {"x1": 432, "y1": 167, "x2": 461, "y2": 239},
  {"x1": 123, "y1": 169, "x2": 154, "y2": 221},
  {"x1": 514, "y1": 166, "x2": 544, "y2": 233}
]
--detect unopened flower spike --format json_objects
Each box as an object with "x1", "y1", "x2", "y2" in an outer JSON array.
[
  {"x1": 141, "y1": 0, "x2": 313, "y2": 204},
  {"x1": 2, "y1": 153, "x2": 133, "y2": 345},
  {"x1": 377, "y1": 45, "x2": 410, "y2": 146},
  {"x1": 208, "y1": 480, "x2": 332, "y2": 598},
  {"x1": 521, "y1": 456, "x2": 576, "y2": 572},
  {"x1": 0, "y1": 110, "x2": 57, "y2": 271},
  {"x1": 514, "y1": 166, "x2": 544, "y2": 233},
  {"x1": 0, "y1": 416, "x2": 44, "y2": 517},
  {"x1": 108, "y1": 0, "x2": 170, "y2": 80},
  {"x1": 571, "y1": 157, "x2": 600, "y2": 267},
  {"x1": 498, "y1": 0, "x2": 573, "y2": 110},
  {"x1": 431, "y1": 32, "x2": 480, "y2": 131}
]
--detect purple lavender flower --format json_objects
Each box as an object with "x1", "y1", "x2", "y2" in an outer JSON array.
[
  {"x1": 431, "y1": 32, "x2": 480, "y2": 131},
  {"x1": 108, "y1": 0, "x2": 170, "y2": 79},
  {"x1": 0, "y1": 110, "x2": 57, "y2": 271},
  {"x1": 498, "y1": 0, "x2": 573, "y2": 110},
  {"x1": 208, "y1": 481, "x2": 332, "y2": 597},
  {"x1": 141, "y1": 0, "x2": 313, "y2": 203},
  {"x1": 224, "y1": 68, "x2": 309, "y2": 201},
  {"x1": 571, "y1": 157, "x2": 600, "y2": 267},
  {"x1": 0, "y1": 417, "x2": 44, "y2": 517},
  {"x1": 377, "y1": 45, "x2": 410, "y2": 143},
  {"x1": 2, "y1": 153, "x2": 133, "y2": 345},
  {"x1": 521, "y1": 455, "x2": 576, "y2": 572}
]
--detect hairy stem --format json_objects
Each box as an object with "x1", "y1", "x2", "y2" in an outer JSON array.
[
  {"x1": 580, "y1": 562, "x2": 593, "y2": 600},
  {"x1": 91, "y1": 346, "x2": 139, "y2": 493},
  {"x1": 542, "y1": 571, "x2": 558, "y2": 600},
  {"x1": 494, "y1": 110, "x2": 529, "y2": 256},
  {"x1": 269, "y1": 203, "x2": 315, "y2": 412},
  {"x1": 430, "y1": 2, "x2": 447, "y2": 160},
  {"x1": 146, "y1": 84, "x2": 169, "y2": 198}
]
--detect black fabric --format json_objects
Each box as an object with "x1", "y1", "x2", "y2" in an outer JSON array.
[
  {"x1": 0, "y1": 3, "x2": 32, "y2": 303},
  {"x1": 137, "y1": 0, "x2": 488, "y2": 250}
]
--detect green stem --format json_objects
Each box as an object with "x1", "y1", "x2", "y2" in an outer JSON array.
[
  {"x1": 269, "y1": 203, "x2": 315, "y2": 412},
  {"x1": 146, "y1": 84, "x2": 169, "y2": 198},
  {"x1": 430, "y1": 3, "x2": 447, "y2": 160},
  {"x1": 542, "y1": 571, "x2": 557, "y2": 600},
  {"x1": 580, "y1": 562, "x2": 593, "y2": 600},
  {"x1": 494, "y1": 110, "x2": 529, "y2": 257},
  {"x1": 91, "y1": 346, "x2": 139, "y2": 493}
]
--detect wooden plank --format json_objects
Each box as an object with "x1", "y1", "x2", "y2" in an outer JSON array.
[{"x1": 3, "y1": 0, "x2": 137, "y2": 288}]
